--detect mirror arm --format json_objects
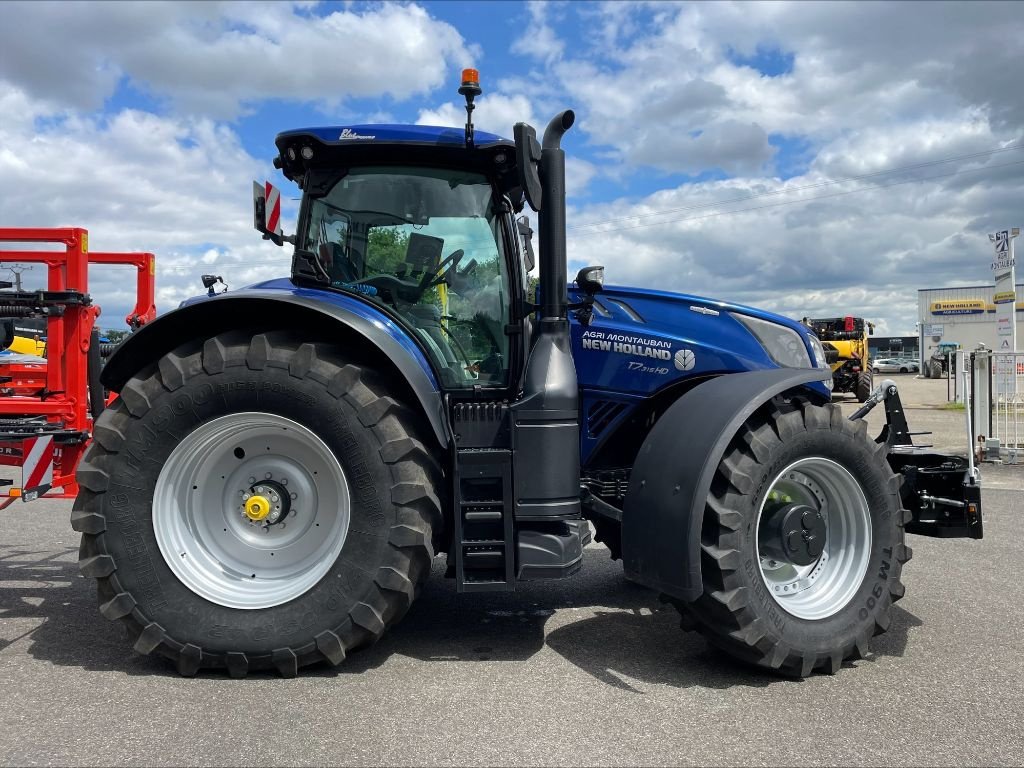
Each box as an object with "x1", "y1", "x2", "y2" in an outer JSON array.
[{"x1": 569, "y1": 295, "x2": 596, "y2": 326}]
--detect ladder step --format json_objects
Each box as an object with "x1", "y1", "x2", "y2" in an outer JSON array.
[
  {"x1": 462, "y1": 538, "x2": 504, "y2": 546},
  {"x1": 463, "y1": 509, "x2": 503, "y2": 521},
  {"x1": 463, "y1": 549, "x2": 504, "y2": 567}
]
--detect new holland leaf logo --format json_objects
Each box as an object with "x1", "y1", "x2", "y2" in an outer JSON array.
[{"x1": 674, "y1": 349, "x2": 696, "y2": 371}]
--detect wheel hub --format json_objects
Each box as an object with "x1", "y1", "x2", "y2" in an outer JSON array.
[
  {"x1": 243, "y1": 494, "x2": 271, "y2": 521},
  {"x1": 761, "y1": 503, "x2": 826, "y2": 566},
  {"x1": 242, "y1": 480, "x2": 291, "y2": 525},
  {"x1": 755, "y1": 457, "x2": 872, "y2": 621}
]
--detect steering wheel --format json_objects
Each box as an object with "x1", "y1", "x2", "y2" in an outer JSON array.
[
  {"x1": 355, "y1": 249, "x2": 471, "y2": 305},
  {"x1": 417, "y1": 249, "x2": 465, "y2": 294}
]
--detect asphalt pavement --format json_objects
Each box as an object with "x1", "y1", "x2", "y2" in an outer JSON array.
[{"x1": 1, "y1": 376, "x2": 1022, "y2": 766}]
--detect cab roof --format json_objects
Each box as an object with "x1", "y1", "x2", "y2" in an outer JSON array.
[
  {"x1": 275, "y1": 124, "x2": 513, "y2": 149},
  {"x1": 273, "y1": 124, "x2": 521, "y2": 199}
]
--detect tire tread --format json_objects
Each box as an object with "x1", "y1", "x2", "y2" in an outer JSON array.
[{"x1": 676, "y1": 397, "x2": 911, "y2": 677}]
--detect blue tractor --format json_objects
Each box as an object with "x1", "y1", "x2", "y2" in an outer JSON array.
[{"x1": 74, "y1": 71, "x2": 982, "y2": 678}]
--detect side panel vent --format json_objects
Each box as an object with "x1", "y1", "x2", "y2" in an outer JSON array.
[
  {"x1": 451, "y1": 401, "x2": 510, "y2": 448},
  {"x1": 587, "y1": 400, "x2": 627, "y2": 439},
  {"x1": 606, "y1": 299, "x2": 645, "y2": 323}
]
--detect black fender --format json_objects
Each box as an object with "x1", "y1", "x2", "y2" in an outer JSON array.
[
  {"x1": 100, "y1": 291, "x2": 450, "y2": 447},
  {"x1": 622, "y1": 368, "x2": 830, "y2": 601}
]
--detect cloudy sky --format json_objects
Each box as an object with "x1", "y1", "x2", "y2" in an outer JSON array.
[{"x1": 1, "y1": 0, "x2": 1021, "y2": 335}]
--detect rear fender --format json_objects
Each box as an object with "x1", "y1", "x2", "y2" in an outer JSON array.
[
  {"x1": 622, "y1": 368, "x2": 830, "y2": 601},
  {"x1": 100, "y1": 291, "x2": 449, "y2": 447}
]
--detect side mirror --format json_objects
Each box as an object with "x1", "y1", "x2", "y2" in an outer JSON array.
[
  {"x1": 576, "y1": 265, "x2": 604, "y2": 296},
  {"x1": 517, "y1": 215, "x2": 536, "y2": 273},
  {"x1": 201, "y1": 274, "x2": 227, "y2": 296},
  {"x1": 253, "y1": 180, "x2": 292, "y2": 247},
  {"x1": 513, "y1": 123, "x2": 543, "y2": 212}
]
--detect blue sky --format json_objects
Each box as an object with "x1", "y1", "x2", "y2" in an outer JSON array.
[{"x1": 1, "y1": 1, "x2": 1021, "y2": 335}]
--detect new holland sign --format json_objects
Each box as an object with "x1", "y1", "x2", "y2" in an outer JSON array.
[{"x1": 931, "y1": 300, "x2": 986, "y2": 315}]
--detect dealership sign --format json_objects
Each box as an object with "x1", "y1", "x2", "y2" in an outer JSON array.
[
  {"x1": 988, "y1": 228, "x2": 1019, "y2": 355},
  {"x1": 930, "y1": 300, "x2": 986, "y2": 315}
]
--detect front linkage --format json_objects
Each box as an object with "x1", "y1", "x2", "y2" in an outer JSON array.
[{"x1": 851, "y1": 379, "x2": 983, "y2": 539}]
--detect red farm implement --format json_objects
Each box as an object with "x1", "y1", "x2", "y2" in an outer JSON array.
[{"x1": 0, "y1": 227, "x2": 155, "y2": 506}]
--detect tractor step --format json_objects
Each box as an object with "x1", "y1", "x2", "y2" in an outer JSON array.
[{"x1": 453, "y1": 448, "x2": 515, "y2": 592}]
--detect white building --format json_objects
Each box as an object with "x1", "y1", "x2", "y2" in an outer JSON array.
[{"x1": 917, "y1": 283, "x2": 1024, "y2": 361}]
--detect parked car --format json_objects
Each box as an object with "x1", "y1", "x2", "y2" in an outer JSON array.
[
  {"x1": 894, "y1": 358, "x2": 920, "y2": 372},
  {"x1": 873, "y1": 358, "x2": 916, "y2": 374}
]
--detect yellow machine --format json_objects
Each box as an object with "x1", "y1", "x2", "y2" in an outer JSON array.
[
  {"x1": 804, "y1": 316, "x2": 875, "y2": 402},
  {"x1": 6, "y1": 334, "x2": 45, "y2": 356},
  {"x1": 0, "y1": 319, "x2": 46, "y2": 356}
]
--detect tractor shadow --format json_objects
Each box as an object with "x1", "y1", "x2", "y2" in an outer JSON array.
[
  {"x1": 5, "y1": 544, "x2": 922, "y2": 686},
  {"x1": 329, "y1": 548, "x2": 923, "y2": 690},
  {"x1": 0, "y1": 543, "x2": 171, "y2": 676}
]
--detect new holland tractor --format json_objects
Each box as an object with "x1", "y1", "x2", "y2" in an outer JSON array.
[
  {"x1": 804, "y1": 316, "x2": 875, "y2": 402},
  {"x1": 73, "y1": 71, "x2": 983, "y2": 679}
]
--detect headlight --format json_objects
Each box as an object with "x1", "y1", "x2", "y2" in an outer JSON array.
[
  {"x1": 731, "y1": 313, "x2": 812, "y2": 368},
  {"x1": 807, "y1": 334, "x2": 828, "y2": 369},
  {"x1": 807, "y1": 334, "x2": 834, "y2": 390}
]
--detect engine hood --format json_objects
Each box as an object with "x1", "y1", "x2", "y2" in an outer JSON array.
[{"x1": 569, "y1": 283, "x2": 826, "y2": 398}]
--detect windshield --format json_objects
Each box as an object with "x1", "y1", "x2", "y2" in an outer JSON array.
[{"x1": 303, "y1": 166, "x2": 512, "y2": 389}]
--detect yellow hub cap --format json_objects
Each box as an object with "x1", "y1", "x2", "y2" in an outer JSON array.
[{"x1": 244, "y1": 495, "x2": 271, "y2": 521}]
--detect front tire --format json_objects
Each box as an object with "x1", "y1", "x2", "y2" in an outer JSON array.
[
  {"x1": 72, "y1": 332, "x2": 442, "y2": 677},
  {"x1": 675, "y1": 398, "x2": 911, "y2": 676}
]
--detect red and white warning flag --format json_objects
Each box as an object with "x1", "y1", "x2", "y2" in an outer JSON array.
[
  {"x1": 22, "y1": 435, "x2": 54, "y2": 498},
  {"x1": 265, "y1": 181, "x2": 282, "y2": 237}
]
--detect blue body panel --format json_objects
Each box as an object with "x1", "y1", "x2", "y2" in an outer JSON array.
[
  {"x1": 571, "y1": 285, "x2": 830, "y2": 466},
  {"x1": 276, "y1": 124, "x2": 512, "y2": 149},
  {"x1": 181, "y1": 278, "x2": 440, "y2": 390},
  {"x1": 183, "y1": 279, "x2": 826, "y2": 467}
]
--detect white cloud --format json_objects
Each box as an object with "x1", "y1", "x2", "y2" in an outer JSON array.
[
  {"x1": 0, "y1": 1, "x2": 473, "y2": 119},
  {"x1": 2, "y1": 0, "x2": 1022, "y2": 340},
  {"x1": 565, "y1": 137, "x2": 1023, "y2": 334},
  {"x1": 511, "y1": 2, "x2": 565, "y2": 66},
  {"x1": 417, "y1": 93, "x2": 537, "y2": 138},
  {"x1": 0, "y1": 83, "x2": 291, "y2": 329}
]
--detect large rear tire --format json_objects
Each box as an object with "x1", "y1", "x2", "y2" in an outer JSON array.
[
  {"x1": 928, "y1": 359, "x2": 943, "y2": 379},
  {"x1": 72, "y1": 332, "x2": 442, "y2": 677},
  {"x1": 675, "y1": 398, "x2": 911, "y2": 677},
  {"x1": 855, "y1": 371, "x2": 873, "y2": 403}
]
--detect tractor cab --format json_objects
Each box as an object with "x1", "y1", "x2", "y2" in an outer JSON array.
[{"x1": 262, "y1": 124, "x2": 530, "y2": 392}]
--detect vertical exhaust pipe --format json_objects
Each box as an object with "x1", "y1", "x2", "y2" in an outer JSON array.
[
  {"x1": 511, "y1": 110, "x2": 581, "y2": 523},
  {"x1": 538, "y1": 110, "x2": 574, "y2": 321}
]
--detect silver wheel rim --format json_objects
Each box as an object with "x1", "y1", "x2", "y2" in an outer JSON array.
[
  {"x1": 154, "y1": 413, "x2": 350, "y2": 610},
  {"x1": 755, "y1": 457, "x2": 872, "y2": 621}
]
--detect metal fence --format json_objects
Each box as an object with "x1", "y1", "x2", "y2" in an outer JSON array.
[{"x1": 971, "y1": 350, "x2": 1024, "y2": 458}]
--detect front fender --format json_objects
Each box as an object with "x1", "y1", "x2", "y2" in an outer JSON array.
[
  {"x1": 101, "y1": 289, "x2": 449, "y2": 447},
  {"x1": 622, "y1": 368, "x2": 830, "y2": 601}
]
